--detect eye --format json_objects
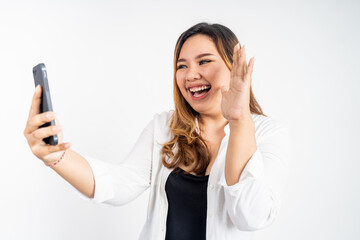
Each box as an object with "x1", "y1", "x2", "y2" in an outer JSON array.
[
  {"x1": 176, "y1": 64, "x2": 186, "y2": 70},
  {"x1": 199, "y1": 60, "x2": 211, "y2": 65}
]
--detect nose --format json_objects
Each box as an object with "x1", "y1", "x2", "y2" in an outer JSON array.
[{"x1": 185, "y1": 66, "x2": 201, "y2": 81}]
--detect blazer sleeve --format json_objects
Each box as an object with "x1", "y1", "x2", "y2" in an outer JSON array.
[
  {"x1": 219, "y1": 117, "x2": 290, "y2": 231},
  {"x1": 73, "y1": 117, "x2": 155, "y2": 207}
]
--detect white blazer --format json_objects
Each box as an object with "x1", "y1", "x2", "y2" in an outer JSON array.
[{"x1": 77, "y1": 110, "x2": 290, "y2": 240}]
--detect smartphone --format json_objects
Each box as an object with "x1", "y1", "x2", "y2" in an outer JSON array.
[{"x1": 32, "y1": 63, "x2": 58, "y2": 145}]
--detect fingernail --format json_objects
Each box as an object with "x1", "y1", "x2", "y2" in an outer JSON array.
[
  {"x1": 64, "y1": 143, "x2": 71, "y2": 148},
  {"x1": 35, "y1": 85, "x2": 40, "y2": 92}
]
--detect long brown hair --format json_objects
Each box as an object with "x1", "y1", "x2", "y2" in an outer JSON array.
[{"x1": 160, "y1": 22, "x2": 266, "y2": 176}]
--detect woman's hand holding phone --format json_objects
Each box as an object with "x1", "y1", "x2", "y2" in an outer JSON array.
[{"x1": 24, "y1": 85, "x2": 71, "y2": 165}]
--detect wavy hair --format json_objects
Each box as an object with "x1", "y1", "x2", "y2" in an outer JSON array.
[{"x1": 160, "y1": 22, "x2": 266, "y2": 176}]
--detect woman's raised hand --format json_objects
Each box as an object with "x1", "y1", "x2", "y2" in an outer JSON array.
[
  {"x1": 221, "y1": 43, "x2": 255, "y2": 122},
  {"x1": 24, "y1": 85, "x2": 71, "y2": 165}
]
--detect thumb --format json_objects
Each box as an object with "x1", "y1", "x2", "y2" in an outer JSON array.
[{"x1": 221, "y1": 86, "x2": 228, "y2": 95}]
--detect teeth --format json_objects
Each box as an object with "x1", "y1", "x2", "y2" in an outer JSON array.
[{"x1": 189, "y1": 85, "x2": 211, "y2": 92}]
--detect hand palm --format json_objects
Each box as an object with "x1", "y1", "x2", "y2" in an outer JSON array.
[{"x1": 221, "y1": 44, "x2": 255, "y2": 121}]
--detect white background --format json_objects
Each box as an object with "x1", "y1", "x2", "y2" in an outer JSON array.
[{"x1": 1, "y1": 0, "x2": 359, "y2": 239}]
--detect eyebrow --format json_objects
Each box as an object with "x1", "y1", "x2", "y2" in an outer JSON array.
[{"x1": 177, "y1": 53, "x2": 215, "y2": 63}]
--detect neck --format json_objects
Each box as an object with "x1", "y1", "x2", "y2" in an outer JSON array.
[{"x1": 198, "y1": 113, "x2": 229, "y2": 134}]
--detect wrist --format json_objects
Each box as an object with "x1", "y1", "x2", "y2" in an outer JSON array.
[
  {"x1": 229, "y1": 116, "x2": 254, "y2": 127},
  {"x1": 44, "y1": 150, "x2": 67, "y2": 168}
]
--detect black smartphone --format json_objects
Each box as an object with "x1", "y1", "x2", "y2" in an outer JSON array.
[{"x1": 32, "y1": 63, "x2": 58, "y2": 145}]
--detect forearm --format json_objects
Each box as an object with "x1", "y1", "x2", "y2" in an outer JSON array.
[
  {"x1": 225, "y1": 117, "x2": 257, "y2": 186},
  {"x1": 51, "y1": 149, "x2": 95, "y2": 198}
]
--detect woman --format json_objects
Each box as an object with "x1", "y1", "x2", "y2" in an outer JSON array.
[{"x1": 24, "y1": 22, "x2": 289, "y2": 240}]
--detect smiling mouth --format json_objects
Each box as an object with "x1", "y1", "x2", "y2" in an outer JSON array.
[
  {"x1": 188, "y1": 86, "x2": 211, "y2": 98},
  {"x1": 191, "y1": 88, "x2": 210, "y2": 97},
  {"x1": 188, "y1": 85, "x2": 211, "y2": 95}
]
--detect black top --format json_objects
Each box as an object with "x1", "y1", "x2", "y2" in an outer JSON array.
[{"x1": 165, "y1": 167, "x2": 209, "y2": 240}]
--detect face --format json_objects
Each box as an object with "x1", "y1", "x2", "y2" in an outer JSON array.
[{"x1": 176, "y1": 34, "x2": 231, "y2": 117}]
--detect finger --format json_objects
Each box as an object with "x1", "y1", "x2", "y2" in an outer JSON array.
[
  {"x1": 54, "y1": 117, "x2": 64, "y2": 143},
  {"x1": 46, "y1": 142, "x2": 71, "y2": 153},
  {"x1": 232, "y1": 43, "x2": 243, "y2": 79},
  {"x1": 25, "y1": 111, "x2": 56, "y2": 135},
  {"x1": 30, "y1": 125, "x2": 62, "y2": 145},
  {"x1": 246, "y1": 57, "x2": 255, "y2": 79},
  {"x1": 28, "y1": 85, "x2": 42, "y2": 119},
  {"x1": 34, "y1": 142, "x2": 71, "y2": 157},
  {"x1": 240, "y1": 45, "x2": 247, "y2": 75},
  {"x1": 231, "y1": 43, "x2": 239, "y2": 78}
]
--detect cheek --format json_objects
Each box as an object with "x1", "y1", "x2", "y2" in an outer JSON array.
[
  {"x1": 176, "y1": 74, "x2": 181, "y2": 88},
  {"x1": 208, "y1": 66, "x2": 231, "y2": 86},
  {"x1": 176, "y1": 74, "x2": 186, "y2": 93}
]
